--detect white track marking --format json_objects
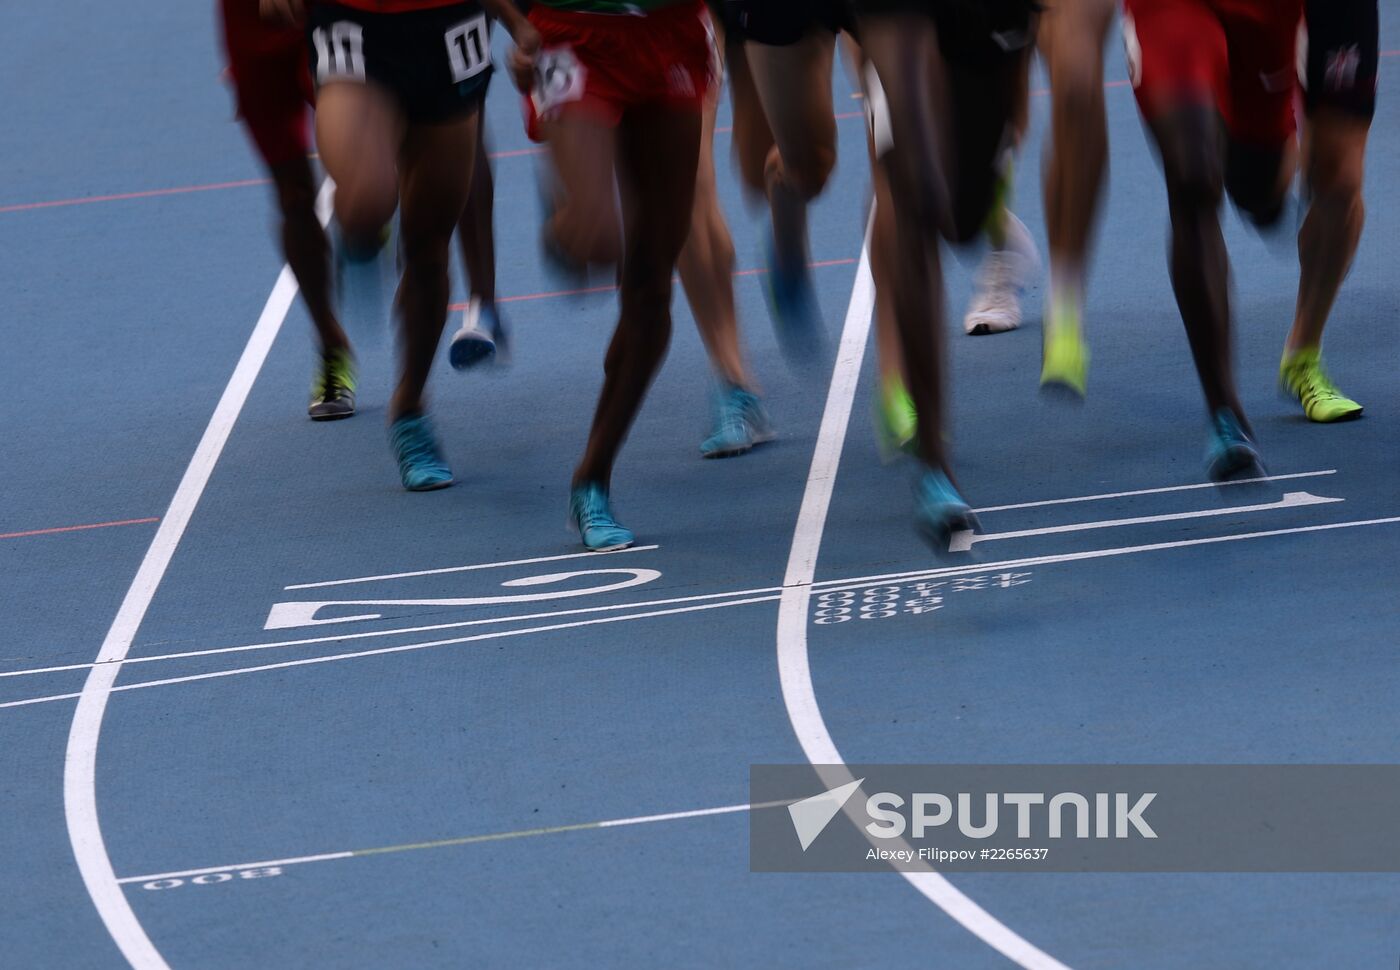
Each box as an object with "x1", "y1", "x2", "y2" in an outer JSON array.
[
  {"x1": 0, "y1": 468, "x2": 1342, "y2": 680},
  {"x1": 64, "y1": 181, "x2": 334, "y2": 970},
  {"x1": 596, "y1": 802, "x2": 765, "y2": 828},
  {"x1": 4, "y1": 596, "x2": 781, "y2": 710},
  {"x1": 774, "y1": 235, "x2": 1072, "y2": 969},
  {"x1": 948, "y1": 490, "x2": 1342, "y2": 551},
  {"x1": 118, "y1": 851, "x2": 355, "y2": 885},
  {"x1": 9, "y1": 513, "x2": 1398, "y2": 711},
  {"x1": 284, "y1": 545, "x2": 659, "y2": 590},
  {"x1": 2, "y1": 583, "x2": 783, "y2": 680},
  {"x1": 265, "y1": 568, "x2": 662, "y2": 628},
  {"x1": 819, "y1": 514, "x2": 1400, "y2": 594},
  {"x1": 120, "y1": 801, "x2": 793, "y2": 886},
  {"x1": 971, "y1": 469, "x2": 1335, "y2": 513}
]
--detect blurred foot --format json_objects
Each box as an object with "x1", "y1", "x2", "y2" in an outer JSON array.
[
  {"x1": 914, "y1": 469, "x2": 979, "y2": 555},
  {"x1": 570, "y1": 483, "x2": 634, "y2": 552},
  {"x1": 964, "y1": 213, "x2": 1037, "y2": 335},
  {"x1": 390, "y1": 413, "x2": 454, "y2": 491},
  {"x1": 701, "y1": 384, "x2": 773, "y2": 459},
  {"x1": 1040, "y1": 308, "x2": 1089, "y2": 400},
  {"x1": 1205, "y1": 408, "x2": 1265, "y2": 482},
  {"x1": 308, "y1": 348, "x2": 356, "y2": 421},
  {"x1": 875, "y1": 377, "x2": 918, "y2": 461},
  {"x1": 1280, "y1": 348, "x2": 1362, "y2": 423},
  {"x1": 763, "y1": 234, "x2": 825, "y2": 365},
  {"x1": 449, "y1": 298, "x2": 509, "y2": 370}
]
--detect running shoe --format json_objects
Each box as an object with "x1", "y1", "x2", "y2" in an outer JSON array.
[
  {"x1": 308, "y1": 348, "x2": 356, "y2": 421},
  {"x1": 569, "y1": 483, "x2": 635, "y2": 552},
  {"x1": 1280, "y1": 348, "x2": 1362, "y2": 423},
  {"x1": 874, "y1": 377, "x2": 918, "y2": 461},
  {"x1": 389, "y1": 414, "x2": 454, "y2": 491},
  {"x1": 1205, "y1": 408, "x2": 1265, "y2": 482},
  {"x1": 763, "y1": 234, "x2": 824, "y2": 364},
  {"x1": 1040, "y1": 309, "x2": 1089, "y2": 399},
  {"x1": 701, "y1": 384, "x2": 774, "y2": 459},
  {"x1": 914, "y1": 469, "x2": 979, "y2": 554},
  {"x1": 449, "y1": 298, "x2": 510, "y2": 370},
  {"x1": 963, "y1": 213, "x2": 1038, "y2": 335}
]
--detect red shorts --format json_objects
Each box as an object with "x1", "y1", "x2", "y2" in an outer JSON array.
[
  {"x1": 523, "y1": 0, "x2": 715, "y2": 143},
  {"x1": 219, "y1": 0, "x2": 315, "y2": 167},
  {"x1": 1122, "y1": 0, "x2": 1303, "y2": 148}
]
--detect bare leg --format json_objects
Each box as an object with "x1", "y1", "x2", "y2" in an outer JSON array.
[
  {"x1": 269, "y1": 157, "x2": 349, "y2": 355},
  {"x1": 1290, "y1": 110, "x2": 1368, "y2": 352},
  {"x1": 1038, "y1": 0, "x2": 1114, "y2": 331},
  {"x1": 745, "y1": 32, "x2": 837, "y2": 275},
  {"x1": 725, "y1": 36, "x2": 776, "y2": 203},
  {"x1": 392, "y1": 112, "x2": 480, "y2": 420},
  {"x1": 857, "y1": 18, "x2": 952, "y2": 474},
  {"x1": 542, "y1": 120, "x2": 622, "y2": 268},
  {"x1": 677, "y1": 91, "x2": 751, "y2": 390},
  {"x1": 573, "y1": 108, "x2": 701, "y2": 489},
  {"x1": 1147, "y1": 108, "x2": 1245, "y2": 424},
  {"x1": 313, "y1": 82, "x2": 402, "y2": 245},
  {"x1": 457, "y1": 121, "x2": 497, "y2": 306}
]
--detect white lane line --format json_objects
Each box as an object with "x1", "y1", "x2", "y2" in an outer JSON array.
[
  {"x1": 119, "y1": 800, "x2": 793, "y2": 887},
  {"x1": 949, "y1": 490, "x2": 1343, "y2": 551},
  {"x1": 1, "y1": 583, "x2": 783, "y2": 680},
  {"x1": 971, "y1": 469, "x2": 1336, "y2": 514},
  {"x1": 64, "y1": 181, "x2": 334, "y2": 970},
  {"x1": 0, "y1": 468, "x2": 1343, "y2": 682},
  {"x1": 118, "y1": 851, "x2": 356, "y2": 885},
  {"x1": 9, "y1": 513, "x2": 1399, "y2": 712},
  {"x1": 2, "y1": 595, "x2": 781, "y2": 711},
  {"x1": 774, "y1": 232, "x2": 1072, "y2": 969},
  {"x1": 594, "y1": 802, "x2": 766, "y2": 828},
  {"x1": 819, "y1": 514, "x2": 1400, "y2": 594},
  {"x1": 284, "y1": 545, "x2": 660, "y2": 590}
]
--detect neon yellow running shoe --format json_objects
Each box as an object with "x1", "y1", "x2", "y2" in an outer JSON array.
[
  {"x1": 1280, "y1": 348, "x2": 1362, "y2": 423},
  {"x1": 875, "y1": 377, "x2": 918, "y2": 461},
  {"x1": 1040, "y1": 312, "x2": 1089, "y2": 399},
  {"x1": 308, "y1": 348, "x2": 356, "y2": 421}
]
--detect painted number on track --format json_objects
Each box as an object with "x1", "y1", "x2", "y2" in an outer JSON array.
[
  {"x1": 812, "y1": 573, "x2": 1032, "y2": 624},
  {"x1": 141, "y1": 868, "x2": 283, "y2": 891}
]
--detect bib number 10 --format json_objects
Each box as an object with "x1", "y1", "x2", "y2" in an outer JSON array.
[{"x1": 313, "y1": 22, "x2": 365, "y2": 83}]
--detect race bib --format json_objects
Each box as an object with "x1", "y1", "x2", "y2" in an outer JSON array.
[{"x1": 532, "y1": 47, "x2": 587, "y2": 117}]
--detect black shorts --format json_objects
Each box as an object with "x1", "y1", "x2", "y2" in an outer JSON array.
[
  {"x1": 724, "y1": 0, "x2": 852, "y2": 46},
  {"x1": 307, "y1": 2, "x2": 493, "y2": 123},
  {"x1": 1302, "y1": 0, "x2": 1378, "y2": 121},
  {"x1": 850, "y1": 0, "x2": 1037, "y2": 64}
]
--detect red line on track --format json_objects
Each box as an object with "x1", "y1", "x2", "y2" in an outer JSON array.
[
  {"x1": 0, "y1": 147, "x2": 545, "y2": 214},
  {"x1": 0, "y1": 179, "x2": 270, "y2": 214},
  {"x1": 0, "y1": 517, "x2": 159, "y2": 541}
]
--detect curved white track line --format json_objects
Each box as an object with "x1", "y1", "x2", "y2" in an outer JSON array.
[
  {"x1": 64, "y1": 183, "x2": 333, "y2": 969},
  {"x1": 774, "y1": 236, "x2": 1072, "y2": 969}
]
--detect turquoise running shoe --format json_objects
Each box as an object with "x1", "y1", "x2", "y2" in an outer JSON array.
[
  {"x1": 701, "y1": 384, "x2": 773, "y2": 459},
  {"x1": 763, "y1": 234, "x2": 825, "y2": 365},
  {"x1": 914, "y1": 469, "x2": 979, "y2": 555},
  {"x1": 389, "y1": 414, "x2": 454, "y2": 491},
  {"x1": 1205, "y1": 408, "x2": 1265, "y2": 482},
  {"x1": 570, "y1": 483, "x2": 635, "y2": 552}
]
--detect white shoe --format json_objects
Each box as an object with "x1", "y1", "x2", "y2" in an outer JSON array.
[
  {"x1": 448, "y1": 297, "x2": 499, "y2": 370},
  {"x1": 963, "y1": 212, "x2": 1039, "y2": 336}
]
